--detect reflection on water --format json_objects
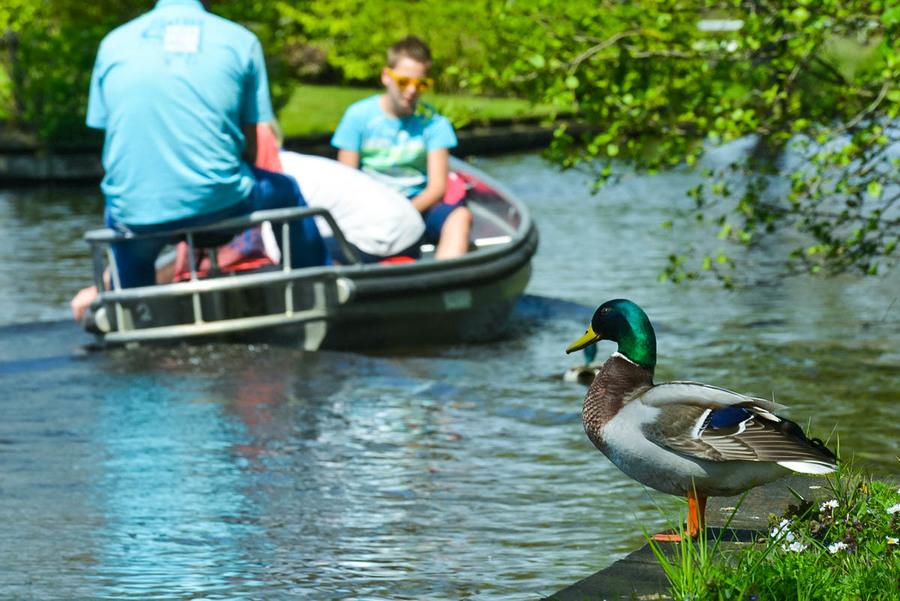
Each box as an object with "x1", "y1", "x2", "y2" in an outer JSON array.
[
  {"x1": 0, "y1": 186, "x2": 102, "y2": 322},
  {"x1": 0, "y1": 154, "x2": 897, "y2": 599}
]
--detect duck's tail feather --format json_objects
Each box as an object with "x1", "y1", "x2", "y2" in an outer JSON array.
[
  {"x1": 777, "y1": 459, "x2": 837, "y2": 474},
  {"x1": 776, "y1": 435, "x2": 838, "y2": 474}
]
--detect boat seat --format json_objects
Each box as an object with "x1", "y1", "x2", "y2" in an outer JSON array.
[
  {"x1": 379, "y1": 255, "x2": 416, "y2": 265},
  {"x1": 179, "y1": 228, "x2": 243, "y2": 249},
  {"x1": 175, "y1": 228, "x2": 244, "y2": 278}
]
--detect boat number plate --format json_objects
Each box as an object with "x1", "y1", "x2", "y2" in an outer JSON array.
[
  {"x1": 442, "y1": 289, "x2": 472, "y2": 310},
  {"x1": 136, "y1": 302, "x2": 153, "y2": 323}
]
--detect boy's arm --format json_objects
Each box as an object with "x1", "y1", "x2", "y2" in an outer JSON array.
[
  {"x1": 336, "y1": 149, "x2": 360, "y2": 168},
  {"x1": 410, "y1": 148, "x2": 449, "y2": 213},
  {"x1": 332, "y1": 105, "x2": 361, "y2": 168}
]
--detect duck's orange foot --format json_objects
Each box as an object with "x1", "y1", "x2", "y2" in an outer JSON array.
[{"x1": 650, "y1": 530, "x2": 685, "y2": 543}]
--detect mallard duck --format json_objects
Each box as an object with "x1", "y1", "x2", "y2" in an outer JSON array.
[{"x1": 566, "y1": 299, "x2": 837, "y2": 541}]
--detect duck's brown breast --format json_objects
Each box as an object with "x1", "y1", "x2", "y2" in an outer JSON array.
[{"x1": 583, "y1": 354, "x2": 653, "y2": 450}]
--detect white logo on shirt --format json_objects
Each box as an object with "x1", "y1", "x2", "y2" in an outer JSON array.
[{"x1": 164, "y1": 25, "x2": 200, "y2": 53}]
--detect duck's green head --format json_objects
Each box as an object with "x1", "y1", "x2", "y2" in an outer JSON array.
[{"x1": 565, "y1": 299, "x2": 657, "y2": 370}]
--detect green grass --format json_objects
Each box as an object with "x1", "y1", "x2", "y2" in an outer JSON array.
[
  {"x1": 277, "y1": 85, "x2": 378, "y2": 137},
  {"x1": 648, "y1": 462, "x2": 900, "y2": 600},
  {"x1": 277, "y1": 84, "x2": 562, "y2": 138}
]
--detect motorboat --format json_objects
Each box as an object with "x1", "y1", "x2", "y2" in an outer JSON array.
[{"x1": 81, "y1": 158, "x2": 538, "y2": 349}]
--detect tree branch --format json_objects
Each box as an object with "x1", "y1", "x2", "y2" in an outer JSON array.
[
  {"x1": 831, "y1": 82, "x2": 890, "y2": 134},
  {"x1": 569, "y1": 30, "x2": 645, "y2": 70}
]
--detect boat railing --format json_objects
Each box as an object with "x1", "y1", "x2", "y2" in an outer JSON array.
[
  {"x1": 85, "y1": 205, "x2": 360, "y2": 285},
  {"x1": 83, "y1": 206, "x2": 359, "y2": 343}
]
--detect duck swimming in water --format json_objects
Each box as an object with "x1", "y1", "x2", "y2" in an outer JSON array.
[
  {"x1": 563, "y1": 340, "x2": 602, "y2": 385},
  {"x1": 566, "y1": 299, "x2": 837, "y2": 541}
]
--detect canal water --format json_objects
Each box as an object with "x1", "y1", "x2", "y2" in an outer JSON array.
[{"x1": 0, "y1": 153, "x2": 897, "y2": 600}]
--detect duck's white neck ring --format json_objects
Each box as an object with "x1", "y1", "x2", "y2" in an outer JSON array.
[{"x1": 612, "y1": 351, "x2": 639, "y2": 366}]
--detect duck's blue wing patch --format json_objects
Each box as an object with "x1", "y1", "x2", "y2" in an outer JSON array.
[{"x1": 707, "y1": 406, "x2": 753, "y2": 429}]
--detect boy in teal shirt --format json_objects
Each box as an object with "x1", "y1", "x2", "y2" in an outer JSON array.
[{"x1": 331, "y1": 36, "x2": 472, "y2": 260}]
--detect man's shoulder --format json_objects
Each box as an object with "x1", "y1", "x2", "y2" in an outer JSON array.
[
  {"x1": 203, "y1": 11, "x2": 259, "y2": 44},
  {"x1": 97, "y1": 11, "x2": 151, "y2": 49},
  {"x1": 99, "y1": 7, "x2": 260, "y2": 52}
]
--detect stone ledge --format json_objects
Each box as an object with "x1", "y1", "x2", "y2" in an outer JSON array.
[{"x1": 543, "y1": 476, "x2": 837, "y2": 601}]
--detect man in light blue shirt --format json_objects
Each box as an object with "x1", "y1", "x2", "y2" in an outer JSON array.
[{"x1": 87, "y1": 0, "x2": 326, "y2": 287}]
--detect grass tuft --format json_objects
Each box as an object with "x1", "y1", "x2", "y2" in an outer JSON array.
[{"x1": 647, "y1": 461, "x2": 900, "y2": 600}]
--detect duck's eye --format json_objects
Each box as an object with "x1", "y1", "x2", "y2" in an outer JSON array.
[{"x1": 600, "y1": 307, "x2": 610, "y2": 315}]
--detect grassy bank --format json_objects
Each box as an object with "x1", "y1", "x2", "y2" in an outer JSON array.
[
  {"x1": 650, "y1": 464, "x2": 900, "y2": 600},
  {"x1": 277, "y1": 84, "x2": 559, "y2": 138}
]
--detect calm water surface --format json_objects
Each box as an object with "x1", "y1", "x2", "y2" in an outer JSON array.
[{"x1": 0, "y1": 153, "x2": 897, "y2": 599}]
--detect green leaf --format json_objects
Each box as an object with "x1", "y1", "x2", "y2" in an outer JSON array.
[
  {"x1": 882, "y1": 6, "x2": 900, "y2": 25},
  {"x1": 867, "y1": 181, "x2": 883, "y2": 199},
  {"x1": 790, "y1": 7, "x2": 811, "y2": 23},
  {"x1": 528, "y1": 54, "x2": 546, "y2": 69}
]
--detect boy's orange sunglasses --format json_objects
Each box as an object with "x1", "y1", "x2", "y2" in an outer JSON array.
[{"x1": 385, "y1": 68, "x2": 433, "y2": 92}]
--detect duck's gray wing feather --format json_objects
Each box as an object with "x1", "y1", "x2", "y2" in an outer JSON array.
[
  {"x1": 638, "y1": 381, "x2": 786, "y2": 412},
  {"x1": 638, "y1": 386, "x2": 835, "y2": 469}
]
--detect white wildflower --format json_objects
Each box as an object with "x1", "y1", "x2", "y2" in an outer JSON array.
[
  {"x1": 886, "y1": 537, "x2": 899, "y2": 545},
  {"x1": 887, "y1": 503, "x2": 900, "y2": 515},
  {"x1": 770, "y1": 518, "x2": 799, "y2": 544},
  {"x1": 819, "y1": 499, "x2": 838, "y2": 511},
  {"x1": 770, "y1": 518, "x2": 791, "y2": 538},
  {"x1": 782, "y1": 540, "x2": 808, "y2": 552},
  {"x1": 827, "y1": 541, "x2": 848, "y2": 554}
]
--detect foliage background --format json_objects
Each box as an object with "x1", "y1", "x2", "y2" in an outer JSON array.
[
  {"x1": 466, "y1": 0, "x2": 899, "y2": 280},
  {"x1": 0, "y1": 0, "x2": 500, "y2": 142},
  {"x1": 1, "y1": 0, "x2": 896, "y2": 280}
]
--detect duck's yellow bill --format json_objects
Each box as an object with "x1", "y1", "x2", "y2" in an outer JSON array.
[{"x1": 566, "y1": 325, "x2": 601, "y2": 354}]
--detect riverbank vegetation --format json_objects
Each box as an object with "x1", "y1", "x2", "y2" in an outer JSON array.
[
  {"x1": 472, "y1": 1, "x2": 898, "y2": 283},
  {"x1": 1, "y1": 0, "x2": 896, "y2": 281},
  {"x1": 278, "y1": 85, "x2": 557, "y2": 138},
  {"x1": 649, "y1": 463, "x2": 900, "y2": 600}
]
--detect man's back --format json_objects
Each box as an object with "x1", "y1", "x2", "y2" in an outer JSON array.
[{"x1": 87, "y1": 0, "x2": 272, "y2": 226}]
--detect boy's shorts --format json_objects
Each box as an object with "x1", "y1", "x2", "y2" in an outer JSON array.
[{"x1": 422, "y1": 199, "x2": 467, "y2": 244}]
